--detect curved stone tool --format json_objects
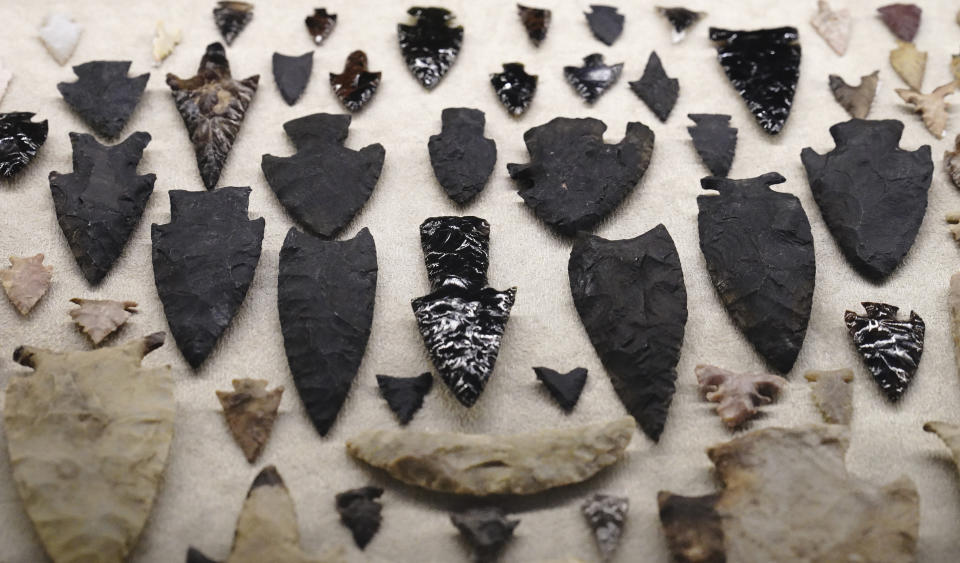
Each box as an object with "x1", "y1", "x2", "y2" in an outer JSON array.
[
  {"x1": 563, "y1": 53, "x2": 623, "y2": 104},
  {"x1": 50, "y1": 132, "x2": 156, "y2": 284},
  {"x1": 687, "y1": 114, "x2": 737, "y2": 177},
  {"x1": 534, "y1": 367, "x2": 588, "y2": 412},
  {"x1": 186, "y1": 466, "x2": 344, "y2": 563},
  {"x1": 656, "y1": 6, "x2": 705, "y2": 43},
  {"x1": 811, "y1": 0, "x2": 851, "y2": 56},
  {"x1": 4, "y1": 333, "x2": 173, "y2": 563},
  {"x1": 335, "y1": 486, "x2": 383, "y2": 550},
  {"x1": 569, "y1": 225, "x2": 687, "y2": 440},
  {"x1": 0, "y1": 254, "x2": 52, "y2": 316},
  {"x1": 829, "y1": 71, "x2": 878, "y2": 119},
  {"x1": 216, "y1": 378, "x2": 283, "y2": 463},
  {"x1": 167, "y1": 42, "x2": 259, "y2": 189},
  {"x1": 69, "y1": 298, "x2": 138, "y2": 346},
  {"x1": 346, "y1": 416, "x2": 634, "y2": 495},
  {"x1": 329, "y1": 50, "x2": 381, "y2": 112},
  {"x1": 585, "y1": 5, "x2": 624, "y2": 46},
  {"x1": 878, "y1": 3, "x2": 921, "y2": 42},
  {"x1": 213, "y1": 1, "x2": 253, "y2": 45},
  {"x1": 272, "y1": 51, "x2": 313, "y2": 106},
  {"x1": 695, "y1": 364, "x2": 787, "y2": 428},
  {"x1": 490, "y1": 62, "x2": 538, "y2": 116},
  {"x1": 507, "y1": 117, "x2": 654, "y2": 236},
  {"x1": 428, "y1": 108, "x2": 496, "y2": 205},
  {"x1": 0, "y1": 112, "x2": 48, "y2": 177},
  {"x1": 376, "y1": 373, "x2": 432, "y2": 425},
  {"x1": 398, "y1": 7, "x2": 462, "y2": 89},
  {"x1": 629, "y1": 51, "x2": 678, "y2": 122},
  {"x1": 845, "y1": 302, "x2": 924, "y2": 402},
  {"x1": 582, "y1": 493, "x2": 628, "y2": 561},
  {"x1": 710, "y1": 27, "x2": 801, "y2": 135},
  {"x1": 452, "y1": 508, "x2": 519, "y2": 562},
  {"x1": 659, "y1": 425, "x2": 919, "y2": 563},
  {"x1": 698, "y1": 173, "x2": 815, "y2": 373},
  {"x1": 57, "y1": 61, "x2": 148, "y2": 138},
  {"x1": 279, "y1": 227, "x2": 377, "y2": 436},
  {"x1": 151, "y1": 187, "x2": 264, "y2": 368},
  {"x1": 801, "y1": 119, "x2": 932, "y2": 280},
  {"x1": 262, "y1": 113, "x2": 384, "y2": 239},
  {"x1": 306, "y1": 8, "x2": 337, "y2": 45},
  {"x1": 518, "y1": 4, "x2": 551, "y2": 46}
]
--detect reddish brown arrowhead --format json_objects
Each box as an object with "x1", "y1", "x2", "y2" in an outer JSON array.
[{"x1": 216, "y1": 378, "x2": 283, "y2": 463}]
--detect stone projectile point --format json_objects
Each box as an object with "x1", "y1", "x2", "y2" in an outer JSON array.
[
  {"x1": 428, "y1": 107, "x2": 497, "y2": 205},
  {"x1": 0, "y1": 112, "x2": 48, "y2": 177},
  {"x1": 376, "y1": 373, "x2": 433, "y2": 425},
  {"x1": 306, "y1": 8, "x2": 337, "y2": 45},
  {"x1": 878, "y1": 3, "x2": 921, "y2": 42},
  {"x1": 518, "y1": 4, "x2": 551, "y2": 46},
  {"x1": 585, "y1": 5, "x2": 624, "y2": 46},
  {"x1": 490, "y1": 63, "x2": 538, "y2": 116},
  {"x1": 336, "y1": 486, "x2": 383, "y2": 549},
  {"x1": 272, "y1": 51, "x2": 313, "y2": 106},
  {"x1": 845, "y1": 302, "x2": 924, "y2": 402},
  {"x1": 69, "y1": 298, "x2": 137, "y2": 346},
  {"x1": 152, "y1": 21, "x2": 181, "y2": 65},
  {"x1": 0, "y1": 254, "x2": 52, "y2": 316},
  {"x1": 656, "y1": 7, "x2": 705, "y2": 43},
  {"x1": 563, "y1": 53, "x2": 623, "y2": 104},
  {"x1": 330, "y1": 50, "x2": 381, "y2": 112},
  {"x1": 630, "y1": 51, "x2": 679, "y2": 122},
  {"x1": 569, "y1": 225, "x2": 687, "y2": 440},
  {"x1": 216, "y1": 378, "x2": 283, "y2": 463},
  {"x1": 805, "y1": 368, "x2": 854, "y2": 425},
  {"x1": 151, "y1": 187, "x2": 264, "y2": 368},
  {"x1": 582, "y1": 493, "x2": 629, "y2": 561},
  {"x1": 829, "y1": 71, "x2": 879, "y2": 119},
  {"x1": 57, "y1": 61, "x2": 148, "y2": 138},
  {"x1": 811, "y1": 0, "x2": 851, "y2": 56},
  {"x1": 39, "y1": 12, "x2": 81, "y2": 65},
  {"x1": 508, "y1": 117, "x2": 654, "y2": 235},
  {"x1": 451, "y1": 508, "x2": 519, "y2": 563},
  {"x1": 695, "y1": 364, "x2": 787, "y2": 428},
  {"x1": 398, "y1": 7, "x2": 462, "y2": 89},
  {"x1": 534, "y1": 367, "x2": 588, "y2": 412},
  {"x1": 897, "y1": 81, "x2": 957, "y2": 139},
  {"x1": 890, "y1": 40, "x2": 926, "y2": 91},
  {"x1": 49, "y1": 132, "x2": 156, "y2": 284},
  {"x1": 687, "y1": 114, "x2": 737, "y2": 177},
  {"x1": 213, "y1": 1, "x2": 253, "y2": 45}
]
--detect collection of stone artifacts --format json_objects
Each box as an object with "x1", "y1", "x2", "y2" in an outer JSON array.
[{"x1": 2, "y1": 0, "x2": 960, "y2": 561}]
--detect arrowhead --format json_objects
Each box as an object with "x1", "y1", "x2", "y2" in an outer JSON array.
[
  {"x1": 428, "y1": 108, "x2": 497, "y2": 204},
  {"x1": 376, "y1": 373, "x2": 433, "y2": 425},
  {"x1": 272, "y1": 51, "x2": 313, "y2": 106},
  {"x1": 534, "y1": 367, "x2": 588, "y2": 412},
  {"x1": 57, "y1": 61, "x2": 148, "y2": 138},
  {"x1": 398, "y1": 7, "x2": 462, "y2": 89}
]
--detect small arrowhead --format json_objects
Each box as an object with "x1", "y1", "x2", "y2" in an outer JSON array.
[
  {"x1": 534, "y1": 367, "x2": 587, "y2": 411},
  {"x1": 376, "y1": 373, "x2": 433, "y2": 425}
]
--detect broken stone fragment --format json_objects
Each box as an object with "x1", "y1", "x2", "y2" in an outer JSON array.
[
  {"x1": 187, "y1": 465, "x2": 344, "y2": 563},
  {"x1": 924, "y1": 421, "x2": 960, "y2": 471},
  {"x1": 346, "y1": 416, "x2": 634, "y2": 495},
  {"x1": 490, "y1": 62, "x2": 538, "y2": 116},
  {"x1": 335, "y1": 486, "x2": 383, "y2": 550},
  {"x1": 585, "y1": 5, "x2": 624, "y2": 46},
  {"x1": 829, "y1": 71, "x2": 878, "y2": 119},
  {"x1": 563, "y1": 53, "x2": 623, "y2": 105},
  {"x1": 57, "y1": 61, "x2": 149, "y2": 139},
  {"x1": 656, "y1": 6, "x2": 705, "y2": 43},
  {"x1": 376, "y1": 373, "x2": 432, "y2": 425},
  {"x1": 878, "y1": 3, "x2": 921, "y2": 42},
  {"x1": 272, "y1": 52, "x2": 313, "y2": 106},
  {"x1": 398, "y1": 7, "x2": 462, "y2": 90},
  {"x1": 534, "y1": 367, "x2": 588, "y2": 412},
  {"x1": 804, "y1": 368, "x2": 854, "y2": 425},
  {"x1": 216, "y1": 378, "x2": 283, "y2": 463},
  {"x1": 897, "y1": 81, "x2": 956, "y2": 139},
  {"x1": 451, "y1": 508, "x2": 519, "y2": 562},
  {"x1": 518, "y1": 4, "x2": 550, "y2": 46},
  {"x1": 950, "y1": 273, "x2": 960, "y2": 364},
  {"x1": 69, "y1": 298, "x2": 137, "y2": 345},
  {"x1": 944, "y1": 134, "x2": 960, "y2": 189},
  {"x1": 890, "y1": 40, "x2": 926, "y2": 91},
  {"x1": 5, "y1": 333, "x2": 174, "y2": 563},
  {"x1": 845, "y1": 302, "x2": 924, "y2": 402},
  {"x1": 659, "y1": 425, "x2": 919, "y2": 563},
  {"x1": 581, "y1": 493, "x2": 628, "y2": 561},
  {"x1": 0, "y1": 112, "x2": 48, "y2": 177},
  {"x1": 39, "y1": 12, "x2": 81, "y2": 66},
  {"x1": 695, "y1": 364, "x2": 787, "y2": 428},
  {"x1": 687, "y1": 114, "x2": 737, "y2": 177},
  {"x1": 428, "y1": 107, "x2": 497, "y2": 205},
  {"x1": 329, "y1": 50, "x2": 381, "y2": 112},
  {"x1": 811, "y1": 0, "x2": 851, "y2": 56},
  {"x1": 167, "y1": 42, "x2": 259, "y2": 189},
  {"x1": 0, "y1": 254, "x2": 52, "y2": 316},
  {"x1": 213, "y1": 1, "x2": 253, "y2": 45},
  {"x1": 152, "y1": 21, "x2": 181, "y2": 65},
  {"x1": 306, "y1": 8, "x2": 337, "y2": 45},
  {"x1": 629, "y1": 51, "x2": 678, "y2": 122}
]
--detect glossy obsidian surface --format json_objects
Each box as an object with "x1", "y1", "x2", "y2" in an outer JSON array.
[{"x1": 490, "y1": 62, "x2": 538, "y2": 115}]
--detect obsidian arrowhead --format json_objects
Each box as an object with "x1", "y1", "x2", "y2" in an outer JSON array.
[
  {"x1": 845, "y1": 302, "x2": 924, "y2": 401},
  {"x1": 398, "y1": 7, "x2": 463, "y2": 89},
  {"x1": 534, "y1": 367, "x2": 588, "y2": 412},
  {"x1": 630, "y1": 52, "x2": 679, "y2": 122},
  {"x1": 377, "y1": 373, "x2": 433, "y2": 425},
  {"x1": 687, "y1": 114, "x2": 737, "y2": 177},
  {"x1": 272, "y1": 52, "x2": 313, "y2": 106},
  {"x1": 507, "y1": 117, "x2": 654, "y2": 236},
  {"x1": 336, "y1": 486, "x2": 384, "y2": 549},
  {"x1": 428, "y1": 108, "x2": 497, "y2": 205},
  {"x1": 49, "y1": 132, "x2": 156, "y2": 284},
  {"x1": 563, "y1": 54, "x2": 623, "y2": 104},
  {"x1": 57, "y1": 61, "x2": 149, "y2": 138},
  {"x1": 658, "y1": 7, "x2": 704, "y2": 40},
  {"x1": 0, "y1": 112, "x2": 48, "y2": 177},
  {"x1": 330, "y1": 51, "x2": 381, "y2": 112},
  {"x1": 214, "y1": 1, "x2": 253, "y2": 45},
  {"x1": 306, "y1": 8, "x2": 337, "y2": 45},
  {"x1": 152, "y1": 187, "x2": 264, "y2": 368},
  {"x1": 262, "y1": 113, "x2": 385, "y2": 239},
  {"x1": 490, "y1": 63, "x2": 538, "y2": 116},
  {"x1": 279, "y1": 227, "x2": 377, "y2": 436},
  {"x1": 518, "y1": 4, "x2": 551, "y2": 45},
  {"x1": 801, "y1": 119, "x2": 931, "y2": 280},
  {"x1": 710, "y1": 27, "x2": 800, "y2": 135},
  {"x1": 420, "y1": 215, "x2": 490, "y2": 291},
  {"x1": 697, "y1": 173, "x2": 815, "y2": 373},
  {"x1": 585, "y1": 5, "x2": 624, "y2": 45},
  {"x1": 568, "y1": 225, "x2": 687, "y2": 440}
]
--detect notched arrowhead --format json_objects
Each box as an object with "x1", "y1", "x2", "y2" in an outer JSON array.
[
  {"x1": 346, "y1": 416, "x2": 634, "y2": 495},
  {"x1": 4, "y1": 334, "x2": 174, "y2": 563},
  {"x1": 306, "y1": 8, "x2": 337, "y2": 45},
  {"x1": 213, "y1": 1, "x2": 253, "y2": 45},
  {"x1": 656, "y1": 7, "x2": 705, "y2": 43},
  {"x1": 805, "y1": 368, "x2": 854, "y2": 425},
  {"x1": 216, "y1": 378, "x2": 283, "y2": 463},
  {"x1": 878, "y1": 3, "x2": 921, "y2": 42},
  {"x1": 57, "y1": 61, "x2": 148, "y2": 138},
  {"x1": 897, "y1": 81, "x2": 956, "y2": 138},
  {"x1": 376, "y1": 373, "x2": 433, "y2": 425},
  {"x1": 630, "y1": 52, "x2": 678, "y2": 122},
  {"x1": 49, "y1": 131, "x2": 156, "y2": 284},
  {"x1": 279, "y1": 228, "x2": 377, "y2": 436},
  {"x1": 710, "y1": 27, "x2": 801, "y2": 134},
  {"x1": 687, "y1": 114, "x2": 737, "y2": 177},
  {"x1": 490, "y1": 62, "x2": 538, "y2": 116},
  {"x1": 811, "y1": 0, "x2": 851, "y2": 55},
  {"x1": 0, "y1": 112, "x2": 49, "y2": 177},
  {"x1": 507, "y1": 117, "x2": 654, "y2": 235},
  {"x1": 582, "y1": 493, "x2": 628, "y2": 561},
  {"x1": 335, "y1": 486, "x2": 383, "y2": 549},
  {"x1": 69, "y1": 298, "x2": 137, "y2": 346},
  {"x1": 398, "y1": 7, "x2": 462, "y2": 89},
  {"x1": 451, "y1": 508, "x2": 519, "y2": 562},
  {"x1": 167, "y1": 42, "x2": 259, "y2": 189},
  {"x1": 518, "y1": 4, "x2": 551, "y2": 46},
  {"x1": 151, "y1": 187, "x2": 265, "y2": 368},
  {"x1": 428, "y1": 108, "x2": 497, "y2": 205},
  {"x1": 585, "y1": 5, "x2": 624, "y2": 46},
  {"x1": 801, "y1": 119, "x2": 932, "y2": 280},
  {"x1": 1, "y1": 254, "x2": 52, "y2": 316},
  {"x1": 272, "y1": 51, "x2": 313, "y2": 106},
  {"x1": 890, "y1": 40, "x2": 926, "y2": 91},
  {"x1": 263, "y1": 114, "x2": 384, "y2": 238},
  {"x1": 563, "y1": 53, "x2": 623, "y2": 104},
  {"x1": 697, "y1": 173, "x2": 815, "y2": 372},
  {"x1": 568, "y1": 225, "x2": 687, "y2": 440},
  {"x1": 695, "y1": 364, "x2": 787, "y2": 428},
  {"x1": 330, "y1": 50, "x2": 381, "y2": 112},
  {"x1": 829, "y1": 71, "x2": 878, "y2": 119},
  {"x1": 845, "y1": 302, "x2": 924, "y2": 402},
  {"x1": 534, "y1": 367, "x2": 588, "y2": 412}
]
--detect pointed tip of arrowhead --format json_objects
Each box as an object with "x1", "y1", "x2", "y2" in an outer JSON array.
[{"x1": 250, "y1": 465, "x2": 284, "y2": 492}]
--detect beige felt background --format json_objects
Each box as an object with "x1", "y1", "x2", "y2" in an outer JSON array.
[{"x1": 2, "y1": 0, "x2": 960, "y2": 561}]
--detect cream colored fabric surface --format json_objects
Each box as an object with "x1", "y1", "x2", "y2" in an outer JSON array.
[{"x1": 2, "y1": 1, "x2": 960, "y2": 561}]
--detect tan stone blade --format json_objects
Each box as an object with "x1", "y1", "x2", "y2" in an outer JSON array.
[
  {"x1": 952, "y1": 54, "x2": 960, "y2": 83},
  {"x1": 216, "y1": 378, "x2": 283, "y2": 463},
  {"x1": 0, "y1": 253, "x2": 52, "y2": 316},
  {"x1": 947, "y1": 212, "x2": 960, "y2": 240},
  {"x1": 659, "y1": 425, "x2": 919, "y2": 563},
  {"x1": 829, "y1": 70, "x2": 879, "y2": 119},
  {"x1": 69, "y1": 298, "x2": 138, "y2": 345},
  {"x1": 804, "y1": 368, "x2": 854, "y2": 425},
  {"x1": 944, "y1": 134, "x2": 960, "y2": 189},
  {"x1": 897, "y1": 81, "x2": 957, "y2": 138},
  {"x1": 890, "y1": 40, "x2": 927, "y2": 91},
  {"x1": 3, "y1": 333, "x2": 174, "y2": 562},
  {"x1": 152, "y1": 20, "x2": 181, "y2": 65},
  {"x1": 187, "y1": 465, "x2": 344, "y2": 563},
  {"x1": 694, "y1": 364, "x2": 787, "y2": 428},
  {"x1": 950, "y1": 274, "x2": 960, "y2": 369},
  {"x1": 924, "y1": 421, "x2": 960, "y2": 470},
  {"x1": 811, "y1": 0, "x2": 851, "y2": 56},
  {"x1": 346, "y1": 417, "x2": 635, "y2": 495}
]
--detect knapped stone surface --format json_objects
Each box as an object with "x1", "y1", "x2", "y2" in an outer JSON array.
[
  {"x1": 518, "y1": 4, "x2": 551, "y2": 45},
  {"x1": 272, "y1": 52, "x2": 313, "y2": 106},
  {"x1": 890, "y1": 40, "x2": 926, "y2": 91},
  {"x1": 585, "y1": 5, "x2": 624, "y2": 46},
  {"x1": 39, "y1": 12, "x2": 81, "y2": 66},
  {"x1": 687, "y1": 114, "x2": 737, "y2": 177},
  {"x1": 398, "y1": 7, "x2": 462, "y2": 89},
  {"x1": 213, "y1": 1, "x2": 253, "y2": 45},
  {"x1": 216, "y1": 378, "x2": 283, "y2": 463},
  {"x1": 152, "y1": 21, "x2": 181, "y2": 65},
  {"x1": 335, "y1": 486, "x2": 383, "y2": 549},
  {"x1": 563, "y1": 54, "x2": 623, "y2": 105},
  {"x1": 629, "y1": 51, "x2": 678, "y2": 122},
  {"x1": 57, "y1": 61, "x2": 148, "y2": 139},
  {"x1": 656, "y1": 7, "x2": 705, "y2": 43},
  {"x1": 811, "y1": 0, "x2": 851, "y2": 55},
  {"x1": 804, "y1": 368, "x2": 854, "y2": 425},
  {"x1": 451, "y1": 508, "x2": 519, "y2": 563},
  {"x1": 695, "y1": 364, "x2": 787, "y2": 428},
  {"x1": 581, "y1": 493, "x2": 628, "y2": 561},
  {"x1": 329, "y1": 51, "x2": 381, "y2": 112},
  {"x1": 534, "y1": 367, "x2": 588, "y2": 412},
  {"x1": 306, "y1": 8, "x2": 337, "y2": 45},
  {"x1": 878, "y1": 3, "x2": 922, "y2": 42},
  {"x1": 0, "y1": 254, "x2": 52, "y2": 316},
  {"x1": 0, "y1": 112, "x2": 48, "y2": 177},
  {"x1": 845, "y1": 302, "x2": 925, "y2": 402},
  {"x1": 897, "y1": 81, "x2": 957, "y2": 139},
  {"x1": 490, "y1": 62, "x2": 538, "y2": 116},
  {"x1": 428, "y1": 107, "x2": 496, "y2": 205},
  {"x1": 69, "y1": 298, "x2": 137, "y2": 345},
  {"x1": 829, "y1": 71, "x2": 879, "y2": 119},
  {"x1": 376, "y1": 373, "x2": 433, "y2": 425}
]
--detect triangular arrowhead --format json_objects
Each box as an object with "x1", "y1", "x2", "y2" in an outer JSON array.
[
  {"x1": 398, "y1": 7, "x2": 462, "y2": 89},
  {"x1": 582, "y1": 493, "x2": 629, "y2": 560},
  {"x1": 687, "y1": 114, "x2": 737, "y2": 177},
  {"x1": 216, "y1": 378, "x2": 283, "y2": 463},
  {"x1": 335, "y1": 486, "x2": 384, "y2": 549},
  {"x1": 213, "y1": 1, "x2": 253, "y2": 45},
  {"x1": 534, "y1": 366, "x2": 587, "y2": 411},
  {"x1": 57, "y1": 61, "x2": 148, "y2": 138},
  {"x1": 272, "y1": 51, "x2": 312, "y2": 106},
  {"x1": 845, "y1": 302, "x2": 924, "y2": 401},
  {"x1": 50, "y1": 132, "x2": 156, "y2": 284},
  {"x1": 629, "y1": 51, "x2": 678, "y2": 122},
  {"x1": 376, "y1": 373, "x2": 433, "y2": 424}
]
